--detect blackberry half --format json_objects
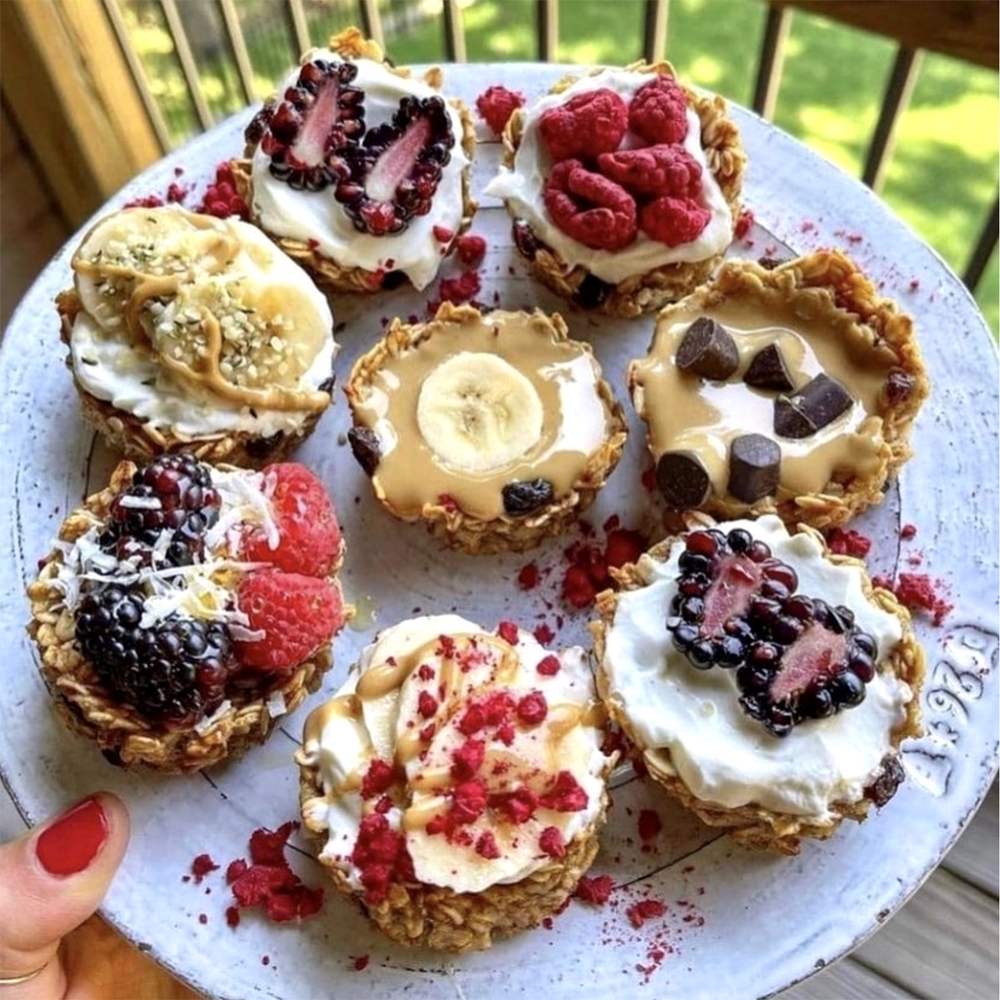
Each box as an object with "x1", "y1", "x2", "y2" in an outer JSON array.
[{"x1": 76, "y1": 584, "x2": 235, "y2": 727}]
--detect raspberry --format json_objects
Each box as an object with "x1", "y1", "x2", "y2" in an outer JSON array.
[
  {"x1": 455, "y1": 233, "x2": 487, "y2": 267},
  {"x1": 539, "y1": 88, "x2": 629, "y2": 162},
  {"x1": 197, "y1": 160, "x2": 250, "y2": 220},
  {"x1": 543, "y1": 159, "x2": 636, "y2": 251},
  {"x1": 476, "y1": 85, "x2": 526, "y2": 136},
  {"x1": 596, "y1": 144, "x2": 703, "y2": 199},
  {"x1": 538, "y1": 826, "x2": 566, "y2": 859},
  {"x1": 628, "y1": 75, "x2": 689, "y2": 145},
  {"x1": 234, "y1": 569, "x2": 344, "y2": 672},
  {"x1": 240, "y1": 463, "x2": 342, "y2": 578},
  {"x1": 639, "y1": 196, "x2": 711, "y2": 247}
]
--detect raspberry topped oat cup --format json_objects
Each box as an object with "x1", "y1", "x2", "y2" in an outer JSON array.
[
  {"x1": 296, "y1": 614, "x2": 616, "y2": 951},
  {"x1": 27, "y1": 455, "x2": 347, "y2": 772},
  {"x1": 485, "y1": 61, "x2": 745, "y2": 317},
  {"x1": 233, "y1": 27, "x2": 476, "y2": 294},
  {"x1": 60, "y1": 205, "x2": 337, "y2": 468},
  {"x1": 592, "y1": 515, "x2": 925, "y2": 854}
]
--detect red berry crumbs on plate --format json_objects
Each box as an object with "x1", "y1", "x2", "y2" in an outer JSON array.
[
  {"x1": 575, "y1": 873, "x2": 614, "y2": 905},
  {"x1": 735, "y1": 207, "x2": 755, "y2": 239},
  {"x1": 627, "y1": 899, "x2": 667, "y2": 928},
  {"x1": 637, "y1": 809, "x2": 662, "y2": 843},
  {"x1": 191, "y1": 853, "x2": 219, "y2": 882},
  {"x1": 825, "y1": 526, "x2": 872, "y2": 557},
  {"x1": 351, "y1": 955, "x2": 370, "y2": 972},
  {"x1": 892, "y1": 573, "x2": 953, "y2": 626},
  {"x1": 517, "y1": 562, "x2": 540, "y2": 590},
  {"x1": 901, "y1": 523, "x2": 918, "y2": 539},
  {"x1": 436, "y1": 269, "x2": 482, "y2": 306}
]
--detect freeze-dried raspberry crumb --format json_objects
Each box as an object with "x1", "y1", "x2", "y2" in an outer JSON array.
[
  {"x1": 639, "y1": 195, "x2": 710, "y2": 247},
  {"x1": 575, "y1": 873, "x2": 614, "y2": 905},
  {"x1": 197, "y1": 161, "x2": 250, "y2": 220},
  {"x1": 230, "y1": 863, "x2": 299, "y2": 908},
  {"x1": 226, "y1": 906, "x2": 241, "y2": 928},
  {"x1": 361, "y1": 758, "x2": 395, "y2": 799},
  {"x1": 451, "y1": 739, "x2": 485, "y2": 780},
  {"x1": 638, "y1": 809, "x2": 662, "y2": 841},
  {"x1": 606, "y1": 528, "x2": 645, "y2": 568},
  {"x1": 539, "y1": 770, "x2": 588, "y2": 812},
  {"x1": 123, "y1": 193, "x2": 165, "y2": 208},
  {"x1": 226, "y1": 859, "x2": 248, "y2": 883},
  {"x1": 482, "y1": 691, "x2": 516, "y2": 726},
  {"x1": 628, "y1": 75, "x2": 689, "y2": 144},
  {"x1": 456, "y1": 233, "x2": 487, "y2": 267},
  {"x1": 537, "y1": 654, "x2": 560, "y2": 676},
  {"x1": 249, "y1": 821, "x2": 299, "y2": 866},
  {"x1": 489, "y1": 786, "x2": 538, "y2": 824},
  {"x1": 517, "y1": 690, "x2": 548, "y2": 725},
  {"x1": 419, "y1": 722, "x2": 436, "y2": 742},
  {"x1": 433, "y1": 225, "x2": 454, "y2": 243},
  {"x1": 518, "y1": 562, "x2": 540, "y2": 590},
  {"x1": 417, "y1": 663, "x2": 435, "y2": 681},
  {"x1": 892, "y1": 573, "x2": 953, "y2": 626},
  {"x1": 539, "y1": 88, "x2": 628, "y2": 162},
  {"x1": 351, "y1": 813, "x2": 412, "y2": 904},
  {"x1": 437, "y1": 270, "x2": 481, "y2": 305},
  {"x1": 497, "y1": 620, "x2": 520, "y2": 644},
  {"x1": 191, "y1": 854, "x2": 219, "y2": 882},
  {"x1": 458, "y1": 704, "x2": 486, "y2": 735},
  {"x1": 451, "y1": 780, "x2": 489, "y2": 826},
  {"x1": 166, "y1": 181, "x2": 189, "y2": 203},
  {"x1": 538, "y1": 826, "x2": 566, "y2": 859},
  {"x1": 418, "y1": 691, "x2": 439, "y2": 719},
  {"x1": 900, "y1": 523, "x2": 918, "y2": 540},
  {"x1": 627, "y1": 899, "x2": 667, "y2": 928},
  {"x1": 596, "y1": 144, "x2": 703, "y2": 199},
  {"x1": 825, "y1": 527, "x2": 872, "y2": 557},
  {"x1": 735, "y1": 208, "x2": 755, "y2": 239},
  {"x1": 475, "y1": 831, "x2": 502, "y2": 859},
  {"x1": 476, "y1": 85, "x2": 526, "y2": 136},
  {"x1": 544, "y1": 159, "x2": 637, "y2": 251},
  {"x1": 352, "y1": 955, "x2": 370, "y2": 971},
  {"x1": 533, "y1": 623, "x2": 555, "y2": 645},
  {"x1": 438, "y1": 493, "x2": 459, "y2": 513},
  {"x1": 563, "y1": 564, "x2": 596, "y2": 608}
]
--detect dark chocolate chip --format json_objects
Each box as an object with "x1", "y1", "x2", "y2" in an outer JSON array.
[
  {"x1": 675, "y1": 316, "x2": 740, "y2": 380},
  {"x1": 347, "y1": 426, "x2": 382, "y2": 477},
  {"x1": 381, "y1": 269, "x2": 408, "y2": 290},
  {"x1": 883, "y1": 369, "x2": 915, "y2": 405},
  {"x1": 245, "y1": 431, "x2": 285, "y2": 459},
  {"x1": 757, "y1": 255, "x2": 791, "y2": 270},
  {"x1": 655, "y1": 451, "x2": 712, "y2": 508},
  {"x1": 512, "y1": 218, "x2": 542, "y2": 260},
  {"x1": 728, "y1": 434, "x2": 781, "y2": 502},
  {"x1": 574, "y1": 273, "x2": 612, "y2": 309},
  {"x1": 864, "y1": 754, "x2": 906, "y2": 807},
  {"x1": 774, "y1": 373, "x2": 853, "y2": 438},
  {"x1": 744, "y1": 343, "x2": 794, "y2": 392},
  {"x1": 502, "y1": 478, "x2": 555, "y2": 515}
]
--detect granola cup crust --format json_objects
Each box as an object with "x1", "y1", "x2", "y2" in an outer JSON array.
[
  {"x1": 57, "y1": 291, "x2": 329, "y2": 470},
  {"x1": 500, "y1": 62, "x2": 746, "y2": 318},
  {"x1": 296, "y1": 756, "x2": 609, "y2": 952},
  {"x1": 591, "y1": 527, "x2": 925, "y2": 855},
  {"x1": 344, "y1": 303, "x2": 628, "y2": 555},
  {"x1": 632, "y1": 251, "x2": 930, "y2": 533},
  {"x1": 26, "y1": 462, "x2": 340, "y2": 773},
  {"x1": 233, "y1": 30, "x2": 478, "y2": 295}
]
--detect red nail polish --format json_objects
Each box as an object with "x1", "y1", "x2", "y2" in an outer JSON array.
[{"x1": 35, "y1": 795, "x2": 110, "y2": 877}]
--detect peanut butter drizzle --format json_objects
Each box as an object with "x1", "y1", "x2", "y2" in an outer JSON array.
[
  {"x1": 633, "y1": 299, "x2": 896, "y2": 499},
  {"x1": 355, "y1": 310, "x2": 613, "y2": 520},
  {"x1": 303, "y1": 693, "x2": 362, "y2": 746},
  {"x1": 73, "y1": 214, "x2": 328, "y2": 413}
]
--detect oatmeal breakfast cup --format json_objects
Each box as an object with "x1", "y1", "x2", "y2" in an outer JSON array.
[
  {"x1": 629, "y1": 250, "x2": 929, "y2": 530},
  {"x1": 344, "y1": 302, "x2": 628, "y2": 554},
  {"x1": 233, "y1": 27, "x2": 476, "y2": 294},
  {"x1": 485, "y1": 60, "x2": 745, "y2": 317},
  {"x1": 296, "y1": 614, "x2": 616, "y2": 951},
  {"x1": 59, "y1": 205, "x2": 337, "y2": 468},
  {"x1": 592, "y1": 515, "x2": 925, "y2": 854},
  {"x1": 27, "y1": 455, "x2": 348, "y2": 772}
]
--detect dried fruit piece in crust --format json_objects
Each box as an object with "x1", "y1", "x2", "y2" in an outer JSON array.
[
  {"x1": 26, "y1": 459, "x2": 348, "y2": 772},
  {"x1": 629, "y1": 250, "x2": 930, "y2": 532},
  {"x1": 591, "y1": 515, "x2": 925, "y2": 854},
  {"x1": 343, "y1": 302, "x2": 628, "y2": 555}
]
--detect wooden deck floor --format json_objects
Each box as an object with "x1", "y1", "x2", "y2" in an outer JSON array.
[{"x1": 2, "y1": 102, "x2": 997, "y2": 1000}]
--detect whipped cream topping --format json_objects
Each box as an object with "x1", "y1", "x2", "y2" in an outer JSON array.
[
  {"x1": 300, "y1": 614, "x2": 610, "y2": 895},
  {"x1": 250, "y1": 51, "x2": 470, "y2": 290},
  {"x1": 484, "y1": 69, "x2": 733, "y2": 283},
  {"x1": 601, "y1": 516, "x2": 913, "y2": 821},
  {"x1": 69, "y1": 207, "x2": 336, "y2": 439}
]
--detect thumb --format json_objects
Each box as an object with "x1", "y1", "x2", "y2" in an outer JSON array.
[{"x1": 0, "y1": 793, "x2": 130, "y2": 1000}]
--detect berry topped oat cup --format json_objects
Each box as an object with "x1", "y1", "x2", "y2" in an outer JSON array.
[
  {"x1": 296, "y1": 614, "x2": 616, "y2": 951},
  {"x1": 59, "y1": 205, "x2": 337, "y2": 468},
  {"x1": 629, "y1": 250, "x2": 930, "y2": 530},
  {"x1": 233, "y1": 27, "x2": 476, "y2": 294},
  {"x1": 592, "y1": 515, "x2": 925, "y2": 854},
  {"x1": 27, "y1": 455, "x2": 347, "y2": 772},
  {"x1": 344, "y1": 302, "x2": 628, "y2": 554},
  {"x1": 485, "y1": 61, "x2": 745, "y2": 317}
]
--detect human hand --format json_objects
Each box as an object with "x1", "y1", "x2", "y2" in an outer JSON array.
[{"x1": 0, "y1": 793, "x2": 130, "y2": 999}]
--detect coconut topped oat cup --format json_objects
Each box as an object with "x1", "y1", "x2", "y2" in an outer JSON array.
[
  {"x1": 485, "y1": 60, "x2": 746, "y2": 317},
  {"x1": 233, "y1": 27, "x2": 476, "y2": 294}
]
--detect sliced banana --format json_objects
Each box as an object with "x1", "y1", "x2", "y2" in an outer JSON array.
[{"x1": 416, "y1": 353, "x2": 545, "y2": 472}]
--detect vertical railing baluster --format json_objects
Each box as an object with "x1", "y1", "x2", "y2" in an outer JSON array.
[
  {"x1": 537, "y1": 0, "x2": 558, "y2": 62},
  {"x1": 286, "y1": 0, "x2": 311, "y2": 54},
  {"x1": 159, "y1": 0, "x2": 214, "y2": 131},
  {"x1": 753, "y1": 3, "x2": 792, "y2": 119},
  {"x1": 963, "y1": 195, "x2": 999, "y2": 293},
  {"x1": 102, "y1": 0, "x2": 171, "y2": 152},
  {"x1": 359, "y1": 0, "x2": 384, "y2": 49},
  {"x1": 442, "y1": 0, "x2": 467, "y2": 62},
  {"x1": 643, "y1": 0, "x2": 669, "y2": 64},
  {"x1": 218, "y1": 0, "x2": 256, "y2": 105},
  {"x1": 862, "y1": 45, "x2": 922, "y2": 193}
]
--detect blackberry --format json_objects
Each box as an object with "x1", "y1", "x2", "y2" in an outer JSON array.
[
  {"x1": 103, "y1": 454, "x2": 220, "y2": 567},
  {"x1": 76, "y1": 584, "x2": 235, "y2": 727}
]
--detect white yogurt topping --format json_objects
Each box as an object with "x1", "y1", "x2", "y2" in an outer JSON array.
[
  {"x1": 300, "y1": 614, "x2": 609, "y2": 895},
  {"x1": 601, "y1": 516, "x2": 913, "y2": 821},
  {"x1": 484, "y1": 69, "x2": 733, "y2": 283},
  {"x1": 69, "y1": 209, "x2": 336, "y2": 438},
  {"x1": 250, "y1": 52, "x2": 470, "y2": 290}
]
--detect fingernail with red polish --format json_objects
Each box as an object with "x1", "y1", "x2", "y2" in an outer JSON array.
[{"x1": 36, "y1": 795, "x2": 110, "y2": 877}]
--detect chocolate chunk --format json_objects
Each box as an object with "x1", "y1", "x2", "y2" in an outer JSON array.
[
  {"x1": 883, "y1": 369, "x2": 915, "y2": 405},
  {"x1": 245, "y1": 431, "x2": 285, "y2": 459},
  {"x1": 864, "y1": 754, "x2": 905, "y2": 807},
  {"x1": 347, "y1": 426, "x2": 382, "y2": 476},
  {"x1": 655, "y1": 451, "x2": 712, "y2": 508},
  {"x1": 774, "y1": 373, "x2": 853, "y2": 438},
  {"x1": 502, "y1": 478, "x2": 555, "y2": 515},
  {"x1": 675, "y1": 317, "x2": 739, "y2": 380},
  {"x1": 744, "y1": 343, "x2": 794, "y2": 392},
  {"x1": 728, "y1": 434, "x2": 781, "y2": 502},
  {"x1": 574, "y1": 273, "x2": 612, "y2": 309}
]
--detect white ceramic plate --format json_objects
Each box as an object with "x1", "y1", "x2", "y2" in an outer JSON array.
[{"x1": 2, "y1": 66, "x2": 997, "y2": 1000}]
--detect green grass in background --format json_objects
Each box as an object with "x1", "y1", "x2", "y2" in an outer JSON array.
[{"x1": 121, "y1": 0, "x2": 998, "y2": 335}]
